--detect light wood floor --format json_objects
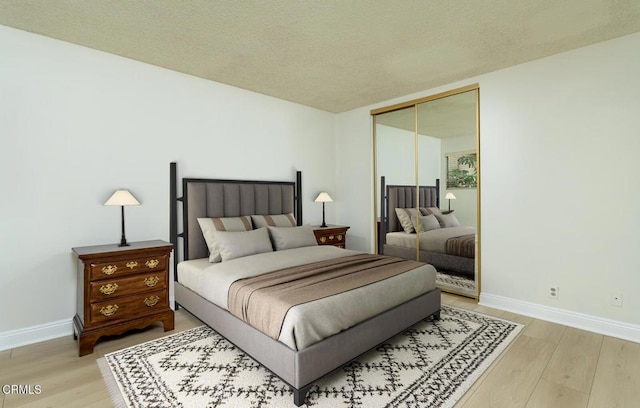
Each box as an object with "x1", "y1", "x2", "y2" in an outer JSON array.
[{"x1": 1, "y1": 293, "x2": 638, "y2": 407}]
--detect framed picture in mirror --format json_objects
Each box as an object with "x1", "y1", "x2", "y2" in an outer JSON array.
[{"x1": 446, "y1": 150, "x2": 477, "y2": 189}]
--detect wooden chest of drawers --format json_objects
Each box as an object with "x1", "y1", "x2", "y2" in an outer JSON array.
[
  {"x1": 311, "y1": 225, "x2": 350, "y2": 248},
  {"x1": 72, "y1": 240, "x2": 174, "y2": 356}
]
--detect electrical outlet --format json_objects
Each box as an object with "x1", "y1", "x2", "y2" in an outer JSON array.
[
  {"x1": 548, "y1": 285, "x2": 559, "y2": 300},
  {"x1": 611, "y1": 293, "x2": 623, "y2": 307}
]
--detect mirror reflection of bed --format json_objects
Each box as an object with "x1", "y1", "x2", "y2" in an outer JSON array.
[
  {"x1": 373, "y1": 85, "x2": 479, "y2": 298},
  {"x1": 379, "y1": 178, "x2": 477, "y2": 297}
]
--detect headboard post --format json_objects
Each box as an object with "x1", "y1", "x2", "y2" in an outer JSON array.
[
  {"x1": 170, "y1": 162, "x2": 178, "y2": 281},
  {"x1": 296, "y1": 170, "x2": 302, "y2": 226},
  {"x1": 379, "y1": 176, "x2": 386, "y2": 254}
]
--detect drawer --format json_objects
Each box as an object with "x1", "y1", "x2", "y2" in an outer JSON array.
[
  {"x1": 90, "y1": 255, "x2": 168, "y2": 281},
  {"x1": 88, "y1": 289, "x2": 168, "y2": 325},
  {"x1": 317, "y1": 232, "x2": 345, "y2": 245},
  {"x1": 89, "y1": 272, "x2": 167, "y2": 301}
]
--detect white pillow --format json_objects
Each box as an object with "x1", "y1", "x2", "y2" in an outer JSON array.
[
  {"x1": 434, "y1": 212, "x2": 461, "y2": 228},
  {"x1": 412, "y1": 214, "x2": 441, "y2": 232},
  {"x1": 268, "y1": 225, "x2": 318, "y2": 250},
  {"x1": 197, "y1": 216, "x2": 253, "y2": 262},
  {"x1": 207, "y1": 227, "x2": 273, "y2": 262},
  {"x1": 251, "y1": 213, "x2": 297, "y2": 228}
]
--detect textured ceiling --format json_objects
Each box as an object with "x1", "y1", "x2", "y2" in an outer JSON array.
[{"x1": 1, "y1": 1, "x2": 640, "y2": 113}]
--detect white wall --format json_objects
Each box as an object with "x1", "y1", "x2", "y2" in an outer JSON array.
[
  {"x1": 336, "y1": 32, "x2": 640, "y2": 341},
  {"x1": 417, "y1": 135, "x2": 441, "y2": 190},
  {"x1": 375, "y1": 125, "x2": 441, "y2": 217},
  {"x1": 377, "y1": 125, "x2": 415, "y2": 188},
  {"x1": 0, "y1": 26, "x2": 336, "y2": 344}
]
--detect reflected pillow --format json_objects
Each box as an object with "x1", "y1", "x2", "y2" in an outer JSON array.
[
  {"x1": 251, "y1": 213, "x2": 297, "y2": 228},
  {"x1": 268, "y1": 225, "x2": 318, "y2": 250},
  {"x1": 395, "y1": 208, "x2": 419, "y2": 233},
  {"x1": 412, "y1": 214, "x2": 441, "y2": 232},
  {"x1": 434, "y1": 212, "x2": 461, "y2": 228},
  {"x1": 207, "y1": 227, "x2": 273, "y2": 262},
  {"x1": 197, "y1": 216, "x2": 253, "y2": 262},
  {"x1": 420, "y1": 207, "x2": 442, "y2": 216}
]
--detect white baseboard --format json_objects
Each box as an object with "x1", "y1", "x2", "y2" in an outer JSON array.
[
  {"x1": 0, "y1": 318, "x2": 73, "y2": 352},
  {"x1": 480, "y1": 293, "x2": 640, "y2": 344},
  {"x1": 1, "y1": 299, "x2": 179, "y2": 352}
]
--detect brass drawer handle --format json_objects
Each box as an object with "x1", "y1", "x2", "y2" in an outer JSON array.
[
  {"x1": 320, "y1": 237, "x2": 327, "y2": 243},
  {"x1": 100, "y1": 305, "x2": 119, "y2": 316},
  {"x1": 144, "y1": 276, "x2": 160, "y2": 288},
  {"x1": 144, "y1": 296, "x2": 160, "y2": 307},
  {"x1": 145, "y1": 259, "x2": 159, "y2": 269},
  {"x1": 99, "y1": 283, "x2": 119, "y2": 295},
  {"x1": 126, "y1": 261, "x2": 138, "y2": 269},
  {"x1": 329, "y1": 235, "x2": 335, "y2": 240},
  {"x1": 337, "y1": 234, "x2": 343, "y2": 241},
  {"x1": 102, "y1": 265, "x2": 117, "y2": 275}
]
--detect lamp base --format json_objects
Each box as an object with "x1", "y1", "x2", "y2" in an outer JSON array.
[{"x1": 119, "y1": 235, "x2": 130, "y2": 247}]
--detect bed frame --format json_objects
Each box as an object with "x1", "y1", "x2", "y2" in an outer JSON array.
[
  {"x1": 170, "y1": 163, "x2": 441, "y2": 406},
  {"x1": 379, "y1": 176, "x2": 474, "y2": 276}
]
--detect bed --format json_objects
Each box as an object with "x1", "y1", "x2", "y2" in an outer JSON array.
[
  {"x1": 170, "y1": 163, "x2": 441, "y2": 406},
  {"x1": 379, "y1": 176, "x2": 476, "y2": 277}
]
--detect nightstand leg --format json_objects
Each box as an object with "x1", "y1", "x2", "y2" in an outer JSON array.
[{"x1": 162, "y1": 311, "x2": 175, "y2": 332}]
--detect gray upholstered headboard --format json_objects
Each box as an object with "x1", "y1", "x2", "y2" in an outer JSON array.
[
  {"x1": 170, "y1": 163, "x2": 302, "y2": 274},
  {"x1": 184, "y1": 181, "x2": 297, "y2": 260},
  {"x1": 378, "y1": 176, "x2": 441, "y2": 253},
  {"x1": 385, "y1": 183, "x2": 440, "y2": 233}
]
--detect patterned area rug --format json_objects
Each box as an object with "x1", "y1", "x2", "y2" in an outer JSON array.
[{"x1": 98, "y1": 306, "x2": 521, "y2": 407}]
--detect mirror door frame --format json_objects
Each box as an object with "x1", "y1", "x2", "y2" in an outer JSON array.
[{"x1": 372, "y1": 83, "x2": 481, "y2": 298}]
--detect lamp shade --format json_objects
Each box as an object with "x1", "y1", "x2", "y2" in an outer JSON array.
[
  {"x1": 104, "y1": 190, "x2": 140, "y2": 206},
  {"x1": 444, "y1": 192, "x2": 456, "y2": 200},
  {"x1": 314, "y1": 192, "x2": 333, "y2": 203}
]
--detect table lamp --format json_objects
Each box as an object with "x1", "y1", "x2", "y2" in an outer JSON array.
[
  {"x1": 314, "y1": 192, "x2": 333, "y2": 228},
  {"x1": 104, "y1": 189, "x2": 140, "y2": 246}
]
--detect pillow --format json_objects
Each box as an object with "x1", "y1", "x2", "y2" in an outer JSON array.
[
  {"x1": 395, "y1": 208, "x2": 419, "y2": 233},
  {"x1": 434, "y1": 212, "x2": 461, "y2": 228},
  {"x1": 251, "y1": 213, "x2": 297, "y2": 228},
  {"x1": 198, "y1": 216, "x2": 253, "y2": 262},
  {"x1": 411, "y1": 214, "x2": 441, "y2": 233},
  {"x1": 206, "y1": 227, "x2": 273, "y2": 262},
  {"x1": 268, "y1": 225, "x2": 318, "y2": 250},
  {"x1": 420, "y1": 207, "x2": 442, "y2": 216}
]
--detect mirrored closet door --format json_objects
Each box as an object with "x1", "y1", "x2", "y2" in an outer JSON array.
[{"x1": 373, "y1": 85, "x2": 480, "y2": 298}]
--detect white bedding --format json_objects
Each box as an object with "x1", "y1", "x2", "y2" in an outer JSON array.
[
  {"x1": 386, "y1": 226, "x2": 476, "y2": 253},
  {"x1": 177, "y1": 246, "x2": 436, "y2": 350}
]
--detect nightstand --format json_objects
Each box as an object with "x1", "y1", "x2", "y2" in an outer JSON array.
[
  {"x1": 72, "y1": 240, "x2": 174, "y2": 356},
  {"x1": 312, "y1": 225, "x2": 350, "y2": 248}
]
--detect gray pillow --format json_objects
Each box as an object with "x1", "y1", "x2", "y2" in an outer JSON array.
[
  {"x1": 268, "y1": 225, "x2": 318, "y2": 250},
  {"x1": 197, "y1": 216, "x2": 253, "y2": 262},
  {"x1": 207, "y1": 227, "x2": 273, "y2": 262},
  {"x1": 434, "y1": 212, "x2": 461, "y2": 228},
  {"x1": 395, "y1": 208, "x2": 419, "y2": 233},
  {"x1": 420, "y1": 207, "x2": 442, "y2": 216},
  {"x1": 412, "y1": 214, "x2": 441, "y2": 232},
  {"x1": 251, "y1": 213, "x2": 297, "y2": 228}
]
